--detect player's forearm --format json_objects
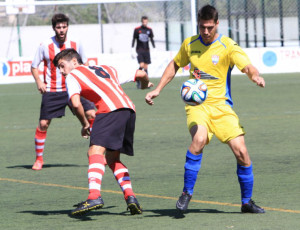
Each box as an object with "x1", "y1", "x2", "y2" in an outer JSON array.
[
  {"x1": 242, "y1": 64, "x2": 265, "y2": 87},
  {"x1": 71, "y1": 95, "x2": 89, "y2": 128},
  {"x1": 151, "y1": 38, "x2": 155, "y2": 48},
  {"x1": 31, "y1": 67, "x2": 41, "y2": 83},
  {"x1": 74, "y1": 104, "x2": 89, "y2": 128},
  {"x1": 156, "y1": 60, "x2": 178, "y2": 92},
  {"x1": 243, "y1": 64, "x2": 259, "y2": 82}
]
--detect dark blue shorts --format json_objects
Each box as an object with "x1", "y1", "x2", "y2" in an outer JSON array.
[
  {"x1": 137, "y1": 51, "x2": 151, "y2": 64},
  {"x1": 39, "y1": 92, "x2": 95, "y2": 120},
  {"x1": 69, "y1": 97, "x2": 95, "y2": 115},
  {"x1": 90, "y1": 109, "x2": 136, "y2": 156},
  {"x1": 80, "y1": 97, "x2": 95, "y2": 112}
]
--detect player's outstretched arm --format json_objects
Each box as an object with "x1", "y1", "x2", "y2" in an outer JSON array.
[
  {"x1": 145, "y1": 60, "x2": 179, "y2": 105},
  {"x1": 70, "y1": 94, "x2": 90, "y2": 139},
  {"x1": 242, "y1": 64, "x2": 265, "y2": 88},
  {"x1": 31, "y1": 67, "x2": 46, "y2": 94}
]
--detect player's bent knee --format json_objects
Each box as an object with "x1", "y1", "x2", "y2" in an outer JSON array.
[
  {"x1": 192, "y1": 135, "x2": 206, "y2": 148},
  {"x1": 39, "y1": 120, "x2": 50, "y2": 130},
  {"x1": 85, "y1": 110, "x2": 96, "y2": 119}
]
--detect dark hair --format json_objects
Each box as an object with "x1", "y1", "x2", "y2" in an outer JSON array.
[
  {"x1": 197, "y1": 4, "x2": 218, "y2": 23},
  {"x1": 52, "y1": 13, "x2": 69, "y2": 28},
  {"x1": 53, "y1": 48, "x2": 83, "y2": 67},
  {"x1": 141, "y1": 16, "x2": 148, "y2": 21}
]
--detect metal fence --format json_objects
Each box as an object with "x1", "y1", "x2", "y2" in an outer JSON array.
[
  {"x1": 207, "y1": 0, "x2": 300, "y2": 47},
  {"x1": 0, "y1": 0, "x2": 299, "y2": 58}
]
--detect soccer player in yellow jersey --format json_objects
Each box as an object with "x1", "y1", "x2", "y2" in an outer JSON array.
[{"x1": 145, "y1": 4, "x2": 265, "y2": 213}]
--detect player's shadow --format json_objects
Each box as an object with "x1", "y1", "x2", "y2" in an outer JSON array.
[
  {"x1": 19, "y1": 206, "x2": 118, "y2": 221},
  {"x1": 7, "y1": 164, "x2": 84, "y2": 170},
  {"x1": 144, "y1": 208, "x2": 240, "y2": 219}
]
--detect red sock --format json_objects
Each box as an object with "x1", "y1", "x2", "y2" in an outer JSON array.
[
  {"x1": 109, "y1": 161, "x2": 135, "y2": 199},
  {"x1": 87, "y1": 154, "x2": 106, "y2": 200},
  {"x1": 88, "y1": 118, "x2": 94, "y2": 132},
  {"x1": 34, "y1": 127, "x2": 47, "y2": 162}
]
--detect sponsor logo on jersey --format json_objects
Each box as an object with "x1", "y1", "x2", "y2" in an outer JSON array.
[
  {"x1": 192, "y1": 68, "x2": 201, "y2": 79},
  {"x1": 211, "y1": 55, "x2": 219, "y2": 65},
  {"x1": 193, "y1": 68, "x2": 218, "y2": 80},
  {"x1": 139, "y1": 33, "x2": 149, "y2": 42},
  {"x1": 191, "y1": 50, "x2": 201, "y2": 54}
]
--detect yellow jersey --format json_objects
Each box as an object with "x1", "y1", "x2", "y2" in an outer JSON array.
[{"x1": 174, "y1": 34, "x2": 251, "y2": 106}]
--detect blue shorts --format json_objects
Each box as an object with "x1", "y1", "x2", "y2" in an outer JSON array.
[
  {"x1": 39, "y1": 92, "x2": 95, "y2": 120},
  {"x1": 90, "y1": 109, "x2": 136, "y2": 156},
  {"x1": 137, "y1": 51, "x2": 151, "y2": 64}
]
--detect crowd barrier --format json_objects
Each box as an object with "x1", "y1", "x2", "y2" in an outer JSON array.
[{"x1": 1, "y1": 47, "x2": 300, "y2": 85}]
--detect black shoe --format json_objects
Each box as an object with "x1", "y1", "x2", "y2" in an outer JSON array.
[
  {"x1": 126, "y1": 196, "x2": 142, "y2": 215},
  {"x1": 71, "y1": 197, "x2": 104, "y2": 216},
  {"x1": 176, "y1": 192, "x2": 192, "y2": 212},
  {"x1": 241, "y1": 199, "x2": 265, "y2": 213}
]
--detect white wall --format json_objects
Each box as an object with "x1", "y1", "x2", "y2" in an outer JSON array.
[
  {"x1": 0, "y1": 22, "x2": 166, "y2": 59},
  {"x1": 1, "y1": 16, "x2": 299, "y2": 60}
]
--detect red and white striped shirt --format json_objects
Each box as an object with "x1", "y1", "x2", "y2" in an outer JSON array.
[
  {"x1": 66, "y1": 65, "x2": 135, "y2": 114},
  {"x1": 32, "y1": 36, "x2": 86, "y2": 92}
]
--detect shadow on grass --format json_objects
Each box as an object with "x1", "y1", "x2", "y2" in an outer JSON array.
[
  {"x1": 143, "y1": 208, "x2": 240, "y2": 219},
  {"x1": 19, "y1": 206, "x2": 135, "y2": 221},
  {"x1": 19, "y1": 207, "x2": 240, "y2": 221},
  {"x1": 7, "y1": 164, "x2": 85, "y2": 169}
]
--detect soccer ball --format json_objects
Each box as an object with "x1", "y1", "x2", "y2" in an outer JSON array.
[{"x1": 180, "y1": 79, "x2": 208, "y2": 106}]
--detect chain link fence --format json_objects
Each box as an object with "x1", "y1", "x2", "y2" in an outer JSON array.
[{"x1": 0, "y1": 0, "x2": 299, "y2": 58}]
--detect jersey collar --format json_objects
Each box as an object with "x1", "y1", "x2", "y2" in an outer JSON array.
[{"x1": 199, "y1": 34, "x2": 222, "y2": 46}]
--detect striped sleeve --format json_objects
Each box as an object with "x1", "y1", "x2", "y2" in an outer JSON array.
[
  {"x1": 66, "y1": 75, "x2": 81, "y2": 100},
  {"x1": 32, "y1": 44, "x2": 44, "y2": 68}
]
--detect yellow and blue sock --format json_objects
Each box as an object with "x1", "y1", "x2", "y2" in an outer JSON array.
[
  {"x1": 237, "y1": 163, "x2": 253, "y2": 204},
  {"x1": 183, "y1": 150, "x2": 202, "y2": 195}
]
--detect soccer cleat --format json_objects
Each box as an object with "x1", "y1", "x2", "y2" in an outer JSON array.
[
  {"x1": 126, "y1": 196, "x2": 142, "y2": 215},
  {"x1": 241, "y1": 199, "x2": 265, "y2": 213},
  {"x1": 176, "y1": 192, "x2": 192, "y2": 212},
  {"x1": 32, "y1": 160, "x2": 44, "y2": 170},
  {"x1": 71, "y1": 197, "x2": 104, "y2": 216}
]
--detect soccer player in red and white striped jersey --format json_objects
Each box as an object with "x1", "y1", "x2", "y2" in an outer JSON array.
[
  {"x1": 31, "y1": 14, "x2": 96, "y2": 170},
  {"x1": 53, "y1": 48, "x2": 145, "y2": 216}
]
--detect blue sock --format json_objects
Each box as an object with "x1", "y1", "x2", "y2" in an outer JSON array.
[
  {"x1": 237, "y1": 163, "x2": 253, "y2": 204},
  {"x1": 183, "y1": 150, "x2": 202, "y2": 195}
]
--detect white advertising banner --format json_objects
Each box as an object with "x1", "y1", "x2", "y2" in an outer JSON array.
[
  {"x1": 1, "y1": 47, "x2": 300, "y2": 85},
  {"x1": 232, "y1": 47, "x2": 300, "y2": 75}
]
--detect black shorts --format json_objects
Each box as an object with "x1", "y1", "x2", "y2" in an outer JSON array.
[
  {"x1": 69, "y1": 97, "x2": 95, "y2": 114},
  {"x1": 39, "y1": 92, "x2": 95, "y2": 120},
  {"x1": 137, "y1": 51, "x2": 151, "y2": 64},
  {"x1": 90, "y1": 109, "x2": 136, "y2": 156}
]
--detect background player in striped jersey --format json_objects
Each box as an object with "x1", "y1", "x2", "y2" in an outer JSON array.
[
  {"x1": 146, "y1": 5, "x2": 265, "y2": 214},
  {"x1": 31, "y1": 13, "x2": 96, "y2": 170},
  {"x1": 132, "y1": 16, "x2": 155, "y2": 88},
  {"x1": 53, "y1": 48, "x2": 145, "y2": 216}
]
